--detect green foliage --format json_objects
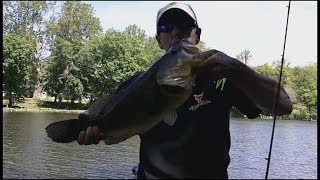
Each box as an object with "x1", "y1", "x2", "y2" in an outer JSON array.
[
  {"x1": 254, "y1": 60, "x2": 296, "y2": 116},
  {"x1": 79, "y1": 25, "x2": 164, "y2": 99},
  {"x1": 44, "y1": 1, "x2": 102, "y2": 104},
  {"x1": 289, "y1": 64, "x2": 317, "y2": 119},
  {"x1": 3, "y1": 1, "x2": 57, "y2": 99},
  {"x1": 46, "y1": 1, "x2": 102, "y2": 43},
  {"x1": 254, "y1": 63, "x2": 277, "y2": 79},
  {"x1": 3, "y1": 34, "x2": 35, "y2": 107},
  {"x1": 254, "y1": 61, "x2": 317, "y2": 120},
  {"x1": 43, "y1": 54, "x2": 67, "y2": 101},
  {"x1": 271, "y1": 60, "x2": 293, "y2": 88},
  {"x1": 3, "y1": 1, "x2": 52, "y2": 35}
]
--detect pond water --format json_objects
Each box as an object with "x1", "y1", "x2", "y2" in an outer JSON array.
[{"x1": 3, "y1": 112, "x2": 317, "y2": 179}]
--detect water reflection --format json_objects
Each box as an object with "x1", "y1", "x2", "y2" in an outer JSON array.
[
  {"x1": 3, "y1": 112, "x2": 317, "y2": 179},
  {"x1": 229, "y1": 118, "x2": 317, "y2": 179}
]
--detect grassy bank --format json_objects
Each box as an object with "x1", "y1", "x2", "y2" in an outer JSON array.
[{"x1": 2, "y1": 98, "x2": 87, "y2": 113}]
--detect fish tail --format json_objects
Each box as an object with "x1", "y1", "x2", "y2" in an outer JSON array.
[{"x1": 45, "y1": 119, "x2": 88, "y2": 143}]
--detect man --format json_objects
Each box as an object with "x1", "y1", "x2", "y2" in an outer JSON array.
[{"x1": 77, "y1": 2, "x2": 292, "y2": 179}]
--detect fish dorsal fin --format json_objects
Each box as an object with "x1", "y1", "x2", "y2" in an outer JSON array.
[
  {"x1": 86, "y1": 73, "x2": 152, "y2": 122},
  {"x1": 87, "y1": 94, "x2": 111, "y2": 118},
  {"x1": 85, "y1": 47, "x2": 175, "y2": 122},
  {"x1": 162, "y1": 111, "x2": 178, "y2": 126}
]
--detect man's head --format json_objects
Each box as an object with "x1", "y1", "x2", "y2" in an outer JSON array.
[{"x1": 155, "y1": 2, "x2": 202, "y2": 51}]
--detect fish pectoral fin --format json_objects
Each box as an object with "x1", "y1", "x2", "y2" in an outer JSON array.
[
  {"x1": 45, "y1": 119, "x2": 88, "y2": 143},
  {"x1": 162, "y1": 111, "x2": 178, "y2": 126},
  {"x1": 88, "y1": 94, "x2": 112, "y2": 116}
]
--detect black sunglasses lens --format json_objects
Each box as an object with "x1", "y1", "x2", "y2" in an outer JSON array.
[
  {"x1": 157, "y1": 22, "x2": 197, "y2": 33},
  {"x1": 158, "y1": 25, "x2": 173, "y2": 33}
]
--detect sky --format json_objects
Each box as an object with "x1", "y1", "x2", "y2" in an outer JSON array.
[{"x1": 85, "y1": 1, "x2": 317, "y2": 67}]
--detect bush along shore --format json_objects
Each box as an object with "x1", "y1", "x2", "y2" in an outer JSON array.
[
  {"x1": 2, "y1": 98, "x2": 316, "y2": 121},
  {"x1": 2, "y1": 98, "x2": 87, "y2": 113}
]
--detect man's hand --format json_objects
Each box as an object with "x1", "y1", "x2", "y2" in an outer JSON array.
[
  {"x1": 194, "y1": 49, "x2": 236, "y2": 80},
  {"x1": 194, "y1": 49, "x2": 292, "y2": 116},
  {"x1": 77, "y1": 111, "x2": 105, "y2": 145}
]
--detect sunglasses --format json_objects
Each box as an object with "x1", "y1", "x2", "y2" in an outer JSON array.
[
  {"x1": 157, "y1": 25, "x2": 174, "y2": 33},
  {"x1": 157, "y1": 23, "x2": 197, "y2": 34}
]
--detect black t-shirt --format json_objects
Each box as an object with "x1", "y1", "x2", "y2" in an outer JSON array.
[{"x1": 117, "y1": 72, "x2": 261, "y2": 179}]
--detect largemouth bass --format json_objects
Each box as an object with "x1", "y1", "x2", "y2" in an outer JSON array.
[{"x1": 45, "y1": 39, "x2": 202, "y2": 144}]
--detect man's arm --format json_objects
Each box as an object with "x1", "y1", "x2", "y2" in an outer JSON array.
[
  {"x1": 229, "y1": 61, "x2": 292, "y2": 115},
  {"x1": 195, "y1": 50, "x2": 292, "y2": 116}
]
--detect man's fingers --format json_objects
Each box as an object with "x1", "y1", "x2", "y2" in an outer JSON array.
[
  {"x1": 196, "y1": 54, "x2": 218, "y2": 70},
  {"x1": 194, "y1": 49, "x2": 218, "y2": 61},
  {"x1": 78, "y1": 131, "x2": 86, "y2": 145},
  {"x1": 99, "y1": 132, "x2": 106, "y2": 141},
  {"x1": 78, "y1": 127, "x2": 101, "y2": 145},
  {"x1": 93, "y1": 126, "x2": 100, "y2": 145},
  {"x1": 84, "y1": 127, "x2": 93, "y2": 145}
]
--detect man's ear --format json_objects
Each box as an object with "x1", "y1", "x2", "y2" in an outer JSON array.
[
  {"x1": 195, "y1": 28, "x2": 202, "y2": 45},
  {"x1": 156, "y1": 34, "x2": 164, "y2": 49}
]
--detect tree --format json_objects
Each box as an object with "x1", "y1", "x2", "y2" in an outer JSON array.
[
  {"x1": 43, "y1": 37, "x2": 72, "y2": 104},
  {"x1": 3, "y1": 1, "x2": 57, "y2": 99},
  {"x1": 254, "y1": 61, "x2": 317, "y2": 120},
  {"x1": 236, "y1": 50, "x2": 252, "y2": 65},
  {"x1": 77, "y1": 25, "x2": 165, "y2": 102},
  {"x1": 44, "y1": 1, "x2": 102, "y2": 105},
  {"x1": 85, "y1": 27, "x2": 148, "y2": 97},
  {"x1": 291, "y1": 64, "x2": 317, "y2": 120},
  {"x1": 271, "y1": 59, "x2": 293, "y2": 89},
  {"x1": 3, "y1": 34, "x2": 35, "y2": 107},
  {"x1": 77, "y1": 35, "x2": 105, "y2": 102},
  {"x1": 43, "y1": 56, "x2": 65, "y2": 103},
  {"x1": 255, "y1": 60, "x2": 297, "y2": 118},
  {"x1": 254, "y1": 63, "x2": 277, "y2": 79}
]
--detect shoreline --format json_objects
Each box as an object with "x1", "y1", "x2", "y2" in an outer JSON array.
[
  {"x1": 2, "y1": 107, "x2": 316, "y2": 121},
  {"x1": 2, "y1": 98, "x2": 316, "y2": 121},
  {"x1": 3, "y1": 107, "x2": 85, "y2": 113}
]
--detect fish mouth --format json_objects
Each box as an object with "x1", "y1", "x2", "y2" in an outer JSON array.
[{"x1": 157, "y1": 39, "x2": 198, "y2": 89}]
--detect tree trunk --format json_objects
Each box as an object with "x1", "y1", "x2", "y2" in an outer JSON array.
[
  {"x1": 32, "y1": 62, "x2": 43, "y2": 99},
  {"x1": 33, "y1": 84, "x2": 42, "y2": 99},
  {"x1": 71, "y1": 96, "x2": 75, "y2": 106},
  {"x1": 8, "y1": 92, "x2": 13, "y2": 108},
  {"x1": 58, "y1": 94, "x2": 62, "y2": 108},
  {"x1": 32, "y1": 42, "x2": 43, "y2": 99},
  {"x1": 79, "y1": 96, "x2": 82, "y2": 105},
  {"x1": 89, "y1": 95, "x2": 94, "y2": 104}
]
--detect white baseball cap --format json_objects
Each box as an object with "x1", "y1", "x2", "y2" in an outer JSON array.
[{"x1": 156, "y1": 2, "x2": 198, "y2": 27}]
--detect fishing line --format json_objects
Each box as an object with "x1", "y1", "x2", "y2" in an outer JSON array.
[{"x1": 265, "y1": 1, "x2": 291, "y2": 179}]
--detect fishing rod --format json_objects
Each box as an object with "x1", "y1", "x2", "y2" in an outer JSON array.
[{"x1": 265, "y1": 1, "x2": 291, "y2": 179}]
